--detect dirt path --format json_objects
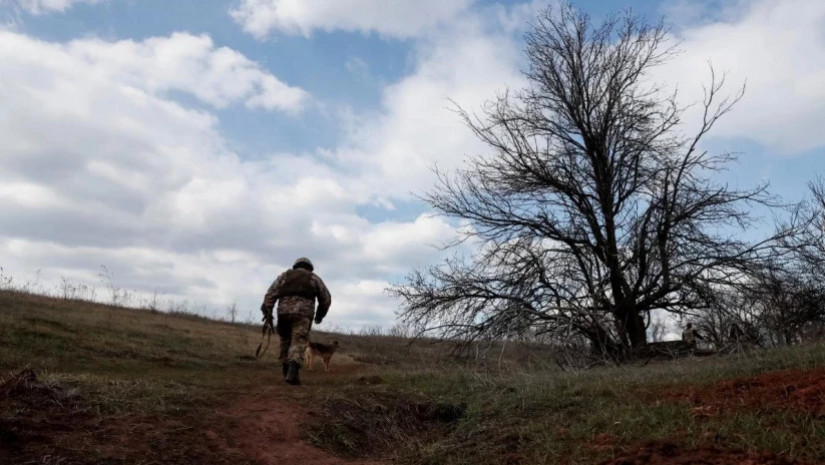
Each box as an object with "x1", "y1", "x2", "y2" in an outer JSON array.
[
  {"x1": 1, "y1": 352, "x2": 383, "y2": 464},
  {"x1": 218, "y1": 361, "x2": 382, "y2": 465},
  {"x1": 222, "y1": 387, "x2": 377, "y2": 465}
]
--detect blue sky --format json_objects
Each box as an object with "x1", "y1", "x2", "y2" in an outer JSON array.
[
  {"x1": 10, "y1": 1, "x2": 413, "y2": 153},
  {"x1": 5, "y1": 0, "x2": 670, "y2": 156},
  {"x1": 0, "y1": 0, "x2": 823, "y2": 329}
]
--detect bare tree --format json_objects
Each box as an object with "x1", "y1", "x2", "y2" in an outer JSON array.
[
  {"x1": 714, "y1": 180, "x2": 825, "y2": 347},
  {"x1": 693, "y1": 282, "x2": 762, "y2": 350},
  {"x1": 392, "y1": 4, "x2": 796, "y2": 357},
  {"x1": 228, "y1": 301, "x2": 238, "y2": 324},
  {"x1": 780, "y1": 177, "x2": 825, "y2": 278},
  {"x1": 647, "y1": 313, "x2": 668, "y2": 343},
  {"x1": 756, "y1": 271, "x2": 825, "y2": 345}
]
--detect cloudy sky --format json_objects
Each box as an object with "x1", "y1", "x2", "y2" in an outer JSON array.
[{"x1": 1, "y1": 0, "x2": 824, "y2": 329}]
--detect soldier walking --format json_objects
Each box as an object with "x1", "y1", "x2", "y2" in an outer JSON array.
[
  {"x1": 681, "y1": 322, "x2": 704, "y2": 349},
  {"x1": 260, "y1": 257, "x2": 331, "y2": 385}
]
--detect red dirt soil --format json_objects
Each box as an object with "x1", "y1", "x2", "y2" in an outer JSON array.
[
  {"x1": 608, "y1": 368, "x2": 825, "y2": 465},
  {"x1": 1, "y1": 366, "x2": 382, "y2": 464},
  {"x1": 668, "y1": 367, "x2": 825, "y2": 416},
  {"x1": 222, "y1": 384, "x2": 382, "y2": 465},
  {"x1": 601, "y1": 441, "x2": 807, "y2": 465}
]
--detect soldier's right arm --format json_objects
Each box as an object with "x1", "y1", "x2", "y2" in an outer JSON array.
[{"x1": 261, "y1": 273, "x2": 286, "y2": 314}]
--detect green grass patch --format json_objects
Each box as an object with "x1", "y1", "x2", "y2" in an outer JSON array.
[
  {"x1": 306, "y1": 345, "x2": 825, "y2": 464},
  {"x1": 6, "y1": 289, "x2": 825, "y2": 464}
]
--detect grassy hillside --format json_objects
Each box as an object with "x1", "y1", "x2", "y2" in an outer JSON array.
[{"x1": 3, "y1": 290, "x2": 825, "y2": 464}]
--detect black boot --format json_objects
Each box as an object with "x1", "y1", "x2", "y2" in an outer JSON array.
[
  {"x1": 282, "y1": 363, "x2": 289, "y2": 379},
  {"x1": 285, "y1": 361, "x2": 301, "y2": 385}
]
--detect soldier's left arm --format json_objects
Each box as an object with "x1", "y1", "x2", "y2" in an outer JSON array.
[{"x1": 313, "y1": 275, "x2": 332, "y2": 322}]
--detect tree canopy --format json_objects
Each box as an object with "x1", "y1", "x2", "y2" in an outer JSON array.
[{"x1": 392, "y1": 4, "x2": 800, "y2": 357}]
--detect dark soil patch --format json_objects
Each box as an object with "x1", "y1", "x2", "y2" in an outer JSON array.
[
  {"x1": 667, "y1": 367, "x2": 825, "y2": 416},
  {"x1": 87, "y1": 411, "x2": 255, "y2": 465},
  {"x1": 0, "y1": 368, "x2": 253, "y2": 464},
  {"x1": 357, "y1": 375, "x2": 383, "y2": 385},
  {"x1": 307, "y1": 388, "x2": 465, "y2": 459},
  {"x1": 0, "y1": 368, "x2": 93, "y2": 463},
  {"x1": 601, "y1": 441, "x2": 809, "y2": 465}
]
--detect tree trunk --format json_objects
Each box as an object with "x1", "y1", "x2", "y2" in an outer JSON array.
[
  {"x1": 584, "y1": 324, "x2": 622, "y2": 359},
  {"x1": 615, "y1": 310, "x2": 647, "y2": 349},
  {"x1": 627, "y1": 312, "x2": 648, "y2": 348}
]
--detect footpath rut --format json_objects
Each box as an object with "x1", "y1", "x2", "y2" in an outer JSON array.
[
  {"x1": 215, "y1": 359, "x2": 383, "y2": 465},
  {"x1": 224, "y1": 387, "x2": 380, "y2": 465}
]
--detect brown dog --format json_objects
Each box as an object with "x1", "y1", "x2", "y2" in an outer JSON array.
[{"x1": 306, "y1": 340, "x2": 339, "y2": 372}]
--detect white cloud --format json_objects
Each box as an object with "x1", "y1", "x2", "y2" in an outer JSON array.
[
  {"x1": 0, "y1": 2, "x2": 539, "y2": 328},
  {"x1": 0, "y1": 27, "x2": 473, "y2": 328},
  {"x1": 659, "y1": 0, "x2": 825, "y2": 153},
  {"x1": 5, "y1": 0, "x2": 819, "y2": 331},
  {"x1": 362, "y1": 216, "x2": 456, "y2": 263},
  {"x1": 4, "y1": 0, "x2": 105, "y2": 14},
  {"x1": 54, "y1": 32, "x2": 309, "y2": 112},
  {"x1": 335, "y1": 14, "x2": 528, "y2": 202},
  {"x1": 230, "y1": 0, "x2": 474, "y2": 39},
  {"x1": 324, "y1": 279, "x2": 398, "y2": 327}
]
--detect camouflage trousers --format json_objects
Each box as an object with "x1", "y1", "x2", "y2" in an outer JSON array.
[{"x1": 276, "y1": 314, "x2": 313, "y2": 365}]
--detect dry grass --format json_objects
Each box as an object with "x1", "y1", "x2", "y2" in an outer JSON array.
[
  {"x1": 309, "y1": 329, "x2": 559, "y2": 372},
  {"x1": 307, "y1": 344, "x2": 825, "y2": 464},
  {"x1": 5, "y1": 289, "x2": 825, "y2": 464},
  {"x1": 0, "y1": 290, "x2": 276, "y2": 463}
]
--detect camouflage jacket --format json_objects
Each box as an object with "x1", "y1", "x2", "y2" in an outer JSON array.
[
  {"x1": 261, "y1": 268, "x2": 331, "y2": 319},
  {"x1": 682, "y1": 328, "x2": 702, "y2": 343}
]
